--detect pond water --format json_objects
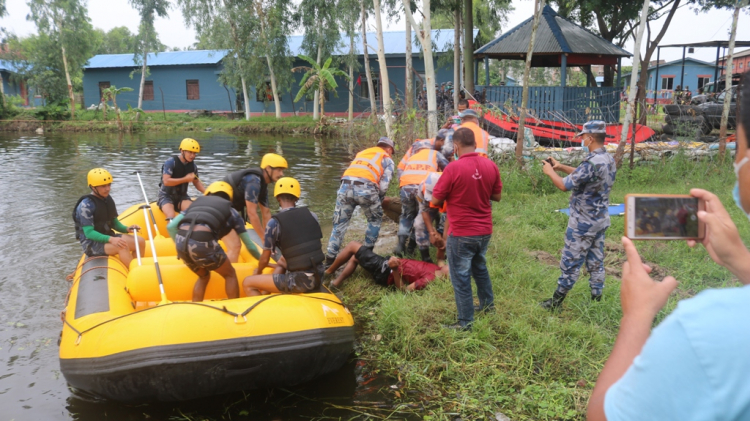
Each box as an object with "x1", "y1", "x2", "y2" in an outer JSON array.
[{"x1": 0, "y1": 132, "x2": 406, "y2": 420}]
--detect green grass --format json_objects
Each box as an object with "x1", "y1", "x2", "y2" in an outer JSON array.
[
  {"x1": 1, "y1": 109, "x2": 334, "y2": 134},
  {"x1": 338, "y1": 153, "x2": 742, "y2": 420}
]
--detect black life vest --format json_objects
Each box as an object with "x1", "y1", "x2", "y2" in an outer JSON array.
[
  {"x1": 180, "y1": 195, "x2": 234, "y2": 241},
  {"x1": 72, "y1": 194, "x2": 118, "y2": 240},
  {"x1": 222, "y1": 168, "x2": 267, "y2": 214},
  {"x1": 272, "y1": 207, "x2": 325, "y2": 272},
  {"x1": 160, "y1": 155, "x2": 196, "y2": 197}
]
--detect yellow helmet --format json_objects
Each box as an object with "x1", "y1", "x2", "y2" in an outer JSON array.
[
  {"x1": 204, "y1": 181, "x2": 233, "y2": 201},
  {"x1": 87, "y1": 168, "x2": 113, "y2": 187},
  {"x1": 274, "y1": 177, "x2": 300, "y2": 199},
  {"x1": 179, "y1": 138, "x2": 200, "y2": 153},
  {"x1": 260, "y1": 153, "x2": 288, "y2": 169}
]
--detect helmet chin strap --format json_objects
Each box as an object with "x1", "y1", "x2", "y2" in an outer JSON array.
[{"x1": 263, "y1": 167, "x2": 273, "y2": 183}]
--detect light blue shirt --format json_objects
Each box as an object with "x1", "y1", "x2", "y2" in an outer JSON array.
[{"x1": 604, "y1": 284, "x2": 750, "y2": 421}]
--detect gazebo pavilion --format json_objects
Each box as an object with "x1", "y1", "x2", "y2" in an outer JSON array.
[{"x1": 473, "y1": 5, "x2": 631, "y2": 124}]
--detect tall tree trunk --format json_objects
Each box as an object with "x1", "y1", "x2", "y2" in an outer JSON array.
[
  {"x1": 405, "y1": 17, "x2": 413, "y2": 109},
  {"x1": 635, "y1": 0, "x2": 681, "y2": 126},
  {"x1": 0, "y1": 74, "x2": 6, "y2": 108},
  {"x1": 373, "y1": 0, "x2": 393, "y2": 138},
  {"x1": 349, "y1": 34, "x2": 354, "y2": 120},
  {"x1": 313, "y1": 43, "x2": 322, "y2": 120},
  {"x1": 719, "y1": 0, "x2": 747, "y2": 158},
  {"x1": 404, "y1": 0, "x2": 437, "y2": 136},
  {"x1": 463, "y1": 0, "x2": 474, "y2": 94},
  {"x1": 319, "y1": 78, "x2": 326, "y2": 118},
  {"x1": 60, "y1": 41, "x2": 75, "y2": 118},
  {"x1": 362, "y1": 2, "x2": 378, "y2": 125},
  {"x1": 266, "y1": 56, "x2": 282, "y2": 119},
  {"x1": 614, "y1": 0, "x2": 651, "y2": 167},
  {"x1": 241, "y1": 76, "x2": 250, "y2": 120},
  {"x1": 515, "y1": 0, "x2": 544, "y2": 165},
  {"x1": 453, "y1": 8, "x2": 461, "y2": 112},
  {"x1": 137, "y1": 20, "x2": 150, "y2": 123}
]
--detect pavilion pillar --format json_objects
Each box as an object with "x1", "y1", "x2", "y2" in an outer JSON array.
[
  {"x1": 474, "y1": 59, "x2": 479, "y2": 87},
  {"x1": 560, "y1": 54, "x2": 567, "y2": 87},
  {"x1": 484, "y1": 56, "x2": 490, "y2": 85}
]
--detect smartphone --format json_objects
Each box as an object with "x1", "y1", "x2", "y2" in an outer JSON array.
[{"x1": 625, "y1": 194, "x2": 705, "y2": 240}]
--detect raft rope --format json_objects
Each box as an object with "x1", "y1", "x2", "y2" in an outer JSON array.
[{"x1": 61, "y1": 291, "x2": 350, "y2": 345}]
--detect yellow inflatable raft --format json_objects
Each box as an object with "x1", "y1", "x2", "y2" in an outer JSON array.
[{"x1": 59, "y1": 203, "x2": 354, "y2": 402}]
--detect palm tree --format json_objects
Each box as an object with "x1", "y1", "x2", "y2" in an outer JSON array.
[{"x1": 292, "y1": 55, "x2": 349, "y2": 121}]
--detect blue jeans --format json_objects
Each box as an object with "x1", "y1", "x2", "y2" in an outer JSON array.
[{"x1": 446, "y1": 234, "x2": 494, "y2": 327}]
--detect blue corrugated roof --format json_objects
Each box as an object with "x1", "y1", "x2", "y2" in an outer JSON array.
[
  {"x1": 85, "y1": 50, "x2": 229, "y2": 69},
  {"x1": 86, "y1": 29, "x2": 472, "y2": 69},
  {"x1": 288, "y1": 29, "x2": 477, "y2": 56},
  {"x1": 0, "y1": 59, "x2": 22, "y2": 73}
]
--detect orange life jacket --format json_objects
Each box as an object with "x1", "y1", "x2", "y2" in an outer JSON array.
[
  {"x1": 421, "y1": 177, "x2": 447, "y2": 212},
  {"x1": 342, "y1": 147, "x2": 388, "y2": 183},
  {"x1": 400, "y1": 149, "x2": 438, "y2": 187},
  {"x1": 398, "y1": 138, "x2": 435, "y2": 172},
  {"x1": 459, "y1": 121, "x2": 489, "y2": 157}
]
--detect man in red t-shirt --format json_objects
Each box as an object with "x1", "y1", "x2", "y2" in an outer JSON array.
[
  {"x1": 431, "y1": 127, "x2": 502, "y2": 330},
  {"x1": 324, "y1": 241, "x2": 449, "y2": 291}
]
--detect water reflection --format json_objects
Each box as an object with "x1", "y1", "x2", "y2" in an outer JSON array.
[{"x1": 0, "y1": 132, "x2": 407, "y2": 420}]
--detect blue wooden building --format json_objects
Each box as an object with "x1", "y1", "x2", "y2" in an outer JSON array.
[
  {"x1": 82, "y1": 29, "x2": 469, "y2": 116},
  {"x1": 0, "y1": 60, "x2": 42, "y2": 107},
  {"x1": 620, "y1": 57, "x2": 717, "y2": 104},
  {"x1": 83, "y1": 50, "x2": 232, "y2": 112}
]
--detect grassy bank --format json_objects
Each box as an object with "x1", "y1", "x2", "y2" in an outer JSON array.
[
  {"x1": 0, "y1": 108, "x2": 345, "y2": 135},
  {"x1": 339, "y1": 154, "x2": 740, "y2": 420}
]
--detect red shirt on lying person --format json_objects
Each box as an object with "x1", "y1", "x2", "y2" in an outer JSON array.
[{"x1": 387, "y1": 259, "x2": 444, "y2": 290}]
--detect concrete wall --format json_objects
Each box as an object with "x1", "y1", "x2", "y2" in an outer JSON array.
[{"x1": 83, "y1": 64, "x2": 237, "y2": 112}]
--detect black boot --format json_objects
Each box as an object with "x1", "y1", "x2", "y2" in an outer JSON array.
[
  {"x1": 393, "y1": 235, "x2": 408, "y2": 257},
  {"x1": 591, "y1": 292, "x2": 602, "y2": 302},
  {"x1": 324, "y1": 255, "x2": 336, "y2": 270},
  {"x1": 540, "y1": 291, "x2": 567, "y2": 311},
  {"x1": 419, "y1": 248, "x2": 433, "y2": 263},
  {"x1": 406, "y1": 234, "x2": 417, "y2": 256}
]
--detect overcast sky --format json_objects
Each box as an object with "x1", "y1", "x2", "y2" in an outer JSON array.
[{"x1": 1, "y1": 0, "x2": 748, "y2": 66}]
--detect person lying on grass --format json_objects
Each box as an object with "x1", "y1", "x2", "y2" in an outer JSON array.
[{"x1": 325, "y1": 241, "x2": 449, "y2": 291}]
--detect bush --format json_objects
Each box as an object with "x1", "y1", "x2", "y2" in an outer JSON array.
[
  {"x1": 34, "y1": 101, "x2": 71, "y2": 121},
  {"x1": 0, "y1": 95, "x2": 21, "y2": 119}
]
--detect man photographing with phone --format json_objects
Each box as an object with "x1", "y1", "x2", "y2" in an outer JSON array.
[{"x1": 540, "y1": 120, "x2": 617, "y2": 310}]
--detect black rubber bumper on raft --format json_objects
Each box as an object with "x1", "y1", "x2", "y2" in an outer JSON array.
[{"x1": 60, "y1": 326, "x2": 355, "y2": 402}]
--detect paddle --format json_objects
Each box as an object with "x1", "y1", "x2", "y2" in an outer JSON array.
[
  {"x1": 139, "y1": 204, "x2": 170, "y2": 305},
  {"x1": 134, "y1": 171, "x2": 163, "y2": 238}
]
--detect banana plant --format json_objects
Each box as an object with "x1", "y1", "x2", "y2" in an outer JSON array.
[
  {"x1": 102, "y1": 85, "x2": 133, "y2": 130},
  {"x1": 292, "y1": 55, "x2": 349, "y2": 120}
]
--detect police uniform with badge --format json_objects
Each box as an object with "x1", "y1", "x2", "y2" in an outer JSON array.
[
  {"x1": 457, "y1": 109, "x2": 490, "y2": 158},
  {"x1": 395, "y1": 136, "x2": 448, "y2": 257},
  {"x1": 157, "y1": 138, "x2": 205, "y2": 219},
  {"x1": 242, "y1": 178, "x2": 326, "y2": 296},
  {"x1": 540, "y1": 120, "x2": 617, "y2": 310},
  {"x1": 325, "y1": 137, "x2": 395, "y2": 266}
]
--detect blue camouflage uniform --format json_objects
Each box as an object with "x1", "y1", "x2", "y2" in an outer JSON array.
[
  {"x1": 413, "y1": 173, "x2": 444, "y2": 249},
  {"x1": 556, "y1": 146, "x2": 617, "y2": 296},
  {"x1": 398, "y1": 144, "x2": 449, "y2": 237},
  {"x1": 174, "y1": 208, "x2": 246, "y2": 275},
  {"x1": 157, "y1": 156, "x2": 199, "y2": 209},
  {"x1": 326, "y1": 146, "x2": 395, "y2": 258},
  {"x1": 265, "y1": 207, "x2": 325, "y2": 291},
  {"x1": 240, "y1": 173, "x2": 268, "y2": 208}
]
